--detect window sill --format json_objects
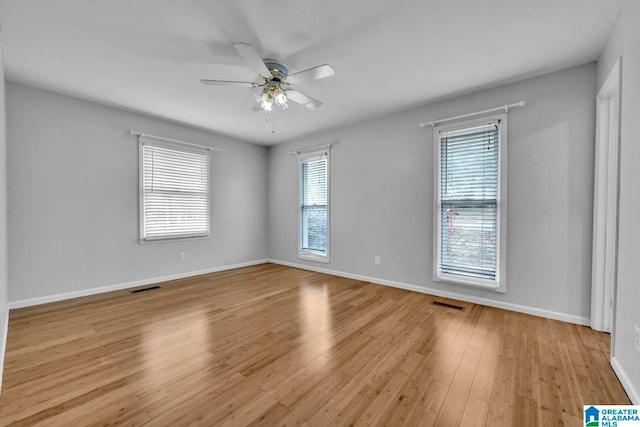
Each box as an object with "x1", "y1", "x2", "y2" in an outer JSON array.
[
  {"x1": 434, "y1": 272, "x2": 505, "y2": 293},
  {"x1": 140, "y1": 235, "x2": 210, "y2": 245},
  {"x1": 298, "y1": 251, "x2": 330, "y2": 263}
]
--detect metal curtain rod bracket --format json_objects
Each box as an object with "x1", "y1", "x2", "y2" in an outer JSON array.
[
  {"x1": 419, "y1": 101, "x2": 526, "y2": 128},
  {"x1": 130, "y1": 130, "x2": 222, "y2": 152}
]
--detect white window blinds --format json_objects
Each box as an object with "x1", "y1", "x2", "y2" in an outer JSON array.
[
  {"x1": 140, "y1": 138, "x2": 210, "y2": 242},
  {"x1": 300, "y1": 151, "x2": 329, "y2": 258},
  {"x1": 436, "y1": 117, "x2": 506, "y2": 288}
]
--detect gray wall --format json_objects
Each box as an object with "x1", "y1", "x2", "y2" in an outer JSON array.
[
  {"x1": 598, "y1": 0, "x2": 640, "y2": 404},
  {"x1": 0, "y1": 37, "x2": 9, "y2": 393},
  {"x1": 7, "y1": 82, "x2": 268, "y2": 303},
  {"x1": 269, "y1": 63, "x2": 596, "y2": 323}
]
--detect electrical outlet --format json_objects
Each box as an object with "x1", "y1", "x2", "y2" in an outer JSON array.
[
  {"x1": 179, "y1": 252, "x2": 186, "y2": 261},
  {"x1": 374, "y1": 255, "x2": 381, "y2": 265},
  {"x1": 635, "y1": 325, "x2": 640, "y2": 353}
]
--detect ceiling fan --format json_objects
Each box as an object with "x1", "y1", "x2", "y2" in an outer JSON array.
[{"x1": 201, "y1": 43, "x2": 335, "y2": 112}]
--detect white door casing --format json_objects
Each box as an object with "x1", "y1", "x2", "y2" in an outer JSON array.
[{"x1": 591, "y1": 58, "x2": 621, "y2": 340}]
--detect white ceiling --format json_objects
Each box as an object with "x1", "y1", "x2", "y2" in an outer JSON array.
[{"x1": 0, "y1": 0, "x2": 624, "y2": 145}]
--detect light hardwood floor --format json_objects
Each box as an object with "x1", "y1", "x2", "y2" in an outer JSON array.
[{"x1": 0, "y1": 263, "x2": 630, "y2": 426}]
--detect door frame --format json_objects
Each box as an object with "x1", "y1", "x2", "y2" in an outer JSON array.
[{"x1": 591, "y1": 58, "x2": 621, "y2": 344}]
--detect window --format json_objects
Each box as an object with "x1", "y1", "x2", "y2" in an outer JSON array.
[
  {"x1": 299, "y1": 149, "x2": 330, "y2": 262},
  {"x1": 140, "y1": 137, "x2": 210, "y2": 242},
  {"x1": 434, "y1": 114, "x2": 507, "y2": 291}
]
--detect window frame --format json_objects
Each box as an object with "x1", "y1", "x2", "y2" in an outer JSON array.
[
  {"x1": 298, "y1": 149, "x2": 330, "y2": 263},
  {"x1": 139, "y1": 138, "x2": 211, "y2": 244},
  {"x1": 433, "y1": 113, "x2": 507, "y2": 292}
]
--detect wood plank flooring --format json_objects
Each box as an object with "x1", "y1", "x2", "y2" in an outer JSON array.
[{"x1": 0, "y1": 263, "x2": 630, "y2": 426}]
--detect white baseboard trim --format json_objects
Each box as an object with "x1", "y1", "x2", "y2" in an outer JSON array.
[
  {"x1": 611, "y1": 356, "x2": 640, "y2": 404},
  {"x1": 8, "y1": 259, "x2": 269, "y2": 310},
  {"x1": 267, "y1": 258, "x2": 590, "y2": 326},
  {"x1": 0, "y1": 307, "x2": 9, "y2": 396},
  {"x1": 7, "y1": 257, "x2": 591, "y2": 326}
]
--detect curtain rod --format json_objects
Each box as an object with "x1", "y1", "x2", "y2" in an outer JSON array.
[
  {"x1": 130, "y1": 131, "x2": 222, "y2": 152},
  {"x1": 419, "y1": 101, "x2": 526, "y2": 128},
  {"x1": 289, "y1": 143, "x2": 332, "y2": 155}
]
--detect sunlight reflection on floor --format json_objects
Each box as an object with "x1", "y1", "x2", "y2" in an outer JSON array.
[{"x1": 299, "y1": 281, "x2": 333, "y2": 361}]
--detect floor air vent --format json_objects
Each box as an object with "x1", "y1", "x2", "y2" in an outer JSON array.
[
  {"x1": 131, "y1": 285, "x2": 160, "y2": 294},
  {"x1": 432, "y1": 301, "x2": 465, "y2": 311}
]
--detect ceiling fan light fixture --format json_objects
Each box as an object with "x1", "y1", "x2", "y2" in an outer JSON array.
[
  {"x1": 273, "y1": 87, "x2": 288, "y2": 109},
  {"x1": 260, "y1": 91, "x2": 274, "y2": 111},
  {"x1": 257, "y1": 83, "x2": 287, "y2": 111}
]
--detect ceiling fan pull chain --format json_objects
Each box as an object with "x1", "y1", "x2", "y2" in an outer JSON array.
[{"x1": 272, "y1": 110, "x2": 276, "y2": 134}]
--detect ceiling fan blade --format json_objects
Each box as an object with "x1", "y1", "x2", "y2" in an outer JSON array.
[
  {"x1": 287, "y1": 64, "x2": 335, "y2": 85},
  {"x1": 234, "y1": 43, "x2": 271, "y2": 79},
  {"x1": 286, "y1": 89, "x2": 323, "y2": 110},
  {"x1": 200, "y1": 79, "x2": 257, "y2": 88}
]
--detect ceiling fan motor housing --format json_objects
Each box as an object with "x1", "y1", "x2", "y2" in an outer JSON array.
[{"x1": 263, "y1": 60, "x2": 288, "y2": 81}]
